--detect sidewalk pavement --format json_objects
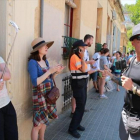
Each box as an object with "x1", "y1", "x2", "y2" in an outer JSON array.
[{"x1": 45, "y1": 86, "x2": 125, "y2": 140}]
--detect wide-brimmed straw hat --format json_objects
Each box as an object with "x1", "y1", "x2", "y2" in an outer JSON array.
[{"x1": 31, "y1": 37, "x2": 54, "y2": 53}]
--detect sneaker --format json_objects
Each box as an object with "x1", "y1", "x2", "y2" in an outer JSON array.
[
  {"x1": 68, "y1": 130, "x2": 81, "y2": 138},
  {"x1": 100, "y1": 94, "x2": 108, "y2": 99}
]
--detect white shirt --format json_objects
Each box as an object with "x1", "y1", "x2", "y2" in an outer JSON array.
[
  {"x1": 92, "y1": 52, "x2": 101, "y2": 70},
  {"x1": 0, "y1": 57, "x2": 10, "y2": 108},
  {"x1": 84, "y1": 49, "x2": 90, "y2": 71}
]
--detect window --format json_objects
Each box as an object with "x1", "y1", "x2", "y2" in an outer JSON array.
[{"x1": 64, "y1": 4, "x2": 73, "y2": 37}]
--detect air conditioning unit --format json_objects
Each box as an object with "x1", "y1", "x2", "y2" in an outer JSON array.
[{"x1": 112, "y1": 10, "x2": 117, "y2": 20}]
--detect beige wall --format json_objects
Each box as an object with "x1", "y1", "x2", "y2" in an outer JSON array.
[
  {"x1": 98, "y1": 0, "x2": 108, "y2": 44},
  {"x1": 0, "y1": 0, "x2": 39, "y2": 140},
  {"x1": 0, "y1": 0, "x2": 7, "y2": 59},
  {"x1": 72, "y1": 0, "x2": 82, "y2": 39},
  {"x1": 43, "y1": 0, "x2": 68, "y2": 114},
  {"x1": 80, "y1": 0, "x2": 98, "y2": 55}
]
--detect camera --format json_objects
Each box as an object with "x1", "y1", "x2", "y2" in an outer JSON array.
[{"x1": 115, "y1": 60, "x2": 127, "y2": 71}]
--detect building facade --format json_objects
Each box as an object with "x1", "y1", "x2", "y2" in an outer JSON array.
[{"x1": 0, "y1": 0, "x2": 127, "y2": 139}]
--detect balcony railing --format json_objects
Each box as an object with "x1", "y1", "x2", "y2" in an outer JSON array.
[
  {"x1": 95, "y1": 43, "x2": 102, "y2": 52},
  {"x1": 62, "y1": 36, "x2": 79, "y2": 59}
]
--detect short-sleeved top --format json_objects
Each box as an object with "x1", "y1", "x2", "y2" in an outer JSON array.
[
  {"x1": 100, "y1": 56, "x2": 109, "y2": 70},
  {"x1": 84, "y1": 50, "x2": 90, "y2": 71},
  {"x1": 70, "y1": 54, "x2": 88, "y2": 79},
  {"x1": 0, "y1": 57, "x2": 10, "y2": 108},
  {"x1": 28, "y1": 59, "x2": 53, "y2": 87},
  {"x1": 92, "y1": 52, "x2": 101, "y2": 70}
]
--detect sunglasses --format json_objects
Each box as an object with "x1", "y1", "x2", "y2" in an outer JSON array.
[{"x1": 132, "y1": 35, "x2": 140, "y2": 41}]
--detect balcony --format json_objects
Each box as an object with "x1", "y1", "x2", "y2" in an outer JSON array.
[
  {"x1": 62, "y1": 36, "x2": 79, "y2": 59},
  {"x1": 95, "y1": 43, "x2": 102, "y2": 52}
]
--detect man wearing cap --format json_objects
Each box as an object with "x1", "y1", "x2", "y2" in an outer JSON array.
[
  {"x1": 118, "y1": 23, "x2": 140, "y2": 140},
  {"x1": 68, "y1": 40, "x2": 88, "y2": 138},
  {"x1": 102, "y1": 23, "x2": 140, "y2": 140}
]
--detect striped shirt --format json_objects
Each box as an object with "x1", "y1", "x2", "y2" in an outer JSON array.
[{"x1": 70, "y1": 54, "x2": 88, "y2": 79}]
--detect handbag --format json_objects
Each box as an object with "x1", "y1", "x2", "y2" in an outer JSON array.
[
  {"x1": 125, "y1": 92, "x2": 140, "y2": 134},
  {"x1": 45, "y1": 78, "x2": 60, "y2": 104},
  {"x1": 126, "y1": 113, "x2": 140, "y2": 134},
  {"x1": 124, "y1": 56, "x2": 140, "y2": 134},
  {"x1": 115, "y1": 59, "x2": 127, "y2": 71}
]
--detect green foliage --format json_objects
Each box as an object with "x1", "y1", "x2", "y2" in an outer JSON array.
[
  {"x1": 126, "y1": 28, "x2": 135, "y2": 52},
  {"x1": 124, "y1": 0, "x2": 140, "y2": 25}
]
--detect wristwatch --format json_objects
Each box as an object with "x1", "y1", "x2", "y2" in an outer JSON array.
[{"x1": 132, "y1": 84, "x2": 137, "y2": 94}]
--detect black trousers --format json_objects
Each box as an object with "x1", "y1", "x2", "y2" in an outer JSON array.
[
  {"x1": 0, "y1": 102, "x2": 18, "y2": 140},
  {"x1": 69, "y1": 79, "x2": 87, "y2": 132}
]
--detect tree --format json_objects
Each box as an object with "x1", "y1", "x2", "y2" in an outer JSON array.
[
  {"x1": 124, "y1": 0, "x2": 140, "y2": 25},
  {"x1": 126, "y1": 28, "x2": 134, "y2": 53}
]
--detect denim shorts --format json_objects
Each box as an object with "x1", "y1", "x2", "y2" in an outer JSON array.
[{"x1": 91, "y1": 71, "x2": 99, "y2": 82}]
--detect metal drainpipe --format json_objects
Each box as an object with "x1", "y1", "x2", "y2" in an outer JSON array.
[{"x1": 40, "y1": 0, "x2": 44, "y2": 37}]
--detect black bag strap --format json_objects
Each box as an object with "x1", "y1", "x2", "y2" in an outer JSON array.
[
  {"x1": 126, "y1": 56, "x2": 136, "y2": 108},
  {"x1": 52, "y1": 78, "x2": 56, "y2": 87}
]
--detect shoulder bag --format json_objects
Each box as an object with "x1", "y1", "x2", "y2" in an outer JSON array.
[{"x1": 45, "y1": 78, "x2": 60, "y2": 104}]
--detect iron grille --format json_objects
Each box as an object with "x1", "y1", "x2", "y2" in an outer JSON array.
[{"x1": 62, "y1": 75, "x2": 73, "y2": 111}]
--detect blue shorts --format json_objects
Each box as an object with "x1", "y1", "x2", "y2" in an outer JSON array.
[{"x1": 91, "y1": 71, "x2": 99, "y2": 82}]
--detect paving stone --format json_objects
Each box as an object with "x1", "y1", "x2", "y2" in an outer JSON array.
[{"x1": 44, "y1": 86, "x2": 125, "y2": 140}]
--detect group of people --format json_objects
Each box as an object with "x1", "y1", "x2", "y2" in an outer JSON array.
[
  {"x1": 69, "y1": 23, "x2": 140, "y2": 140},
  {"x1": 0, "y1": 23, "x2": 140, "y2": 140}
]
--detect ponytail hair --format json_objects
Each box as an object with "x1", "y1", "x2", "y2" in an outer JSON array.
[{"x1": 69, "y1": 47, "x2": 75, "y2": 70}]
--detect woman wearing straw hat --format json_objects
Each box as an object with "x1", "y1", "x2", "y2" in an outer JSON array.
[{"x1": 28, "y1": 38, "x2": 65, "y2": 140}]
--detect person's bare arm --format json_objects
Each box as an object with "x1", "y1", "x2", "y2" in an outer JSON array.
[
  {"x1": 52, "y1": 65, "x2": 66, "y2": 78},
  {"x1": 79, "y1": 59, "x2": 86, "y2": 72},
  {"x1": 106, "y1": 70, "x2": 122, "y2": 86},
  {"x1": 0, "y1": 63, "x2": 11, "y2": 81},
  {"x1": 127, "y1": 57, "x2": 133, "y2": 65},
  {"x1": 85, "y1": 60, "x2": 95, "y2": 65},
  {"x1": 79, "y1": 48, "x2": 86, "y2": 73},
  {"x1": 104, "y1": 65, "x2": 111, "y2": 72}
]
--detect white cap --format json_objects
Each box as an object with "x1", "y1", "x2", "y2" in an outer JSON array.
[{"x1": 113, "y1": 51, "x2": 116, "y2": 54}]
